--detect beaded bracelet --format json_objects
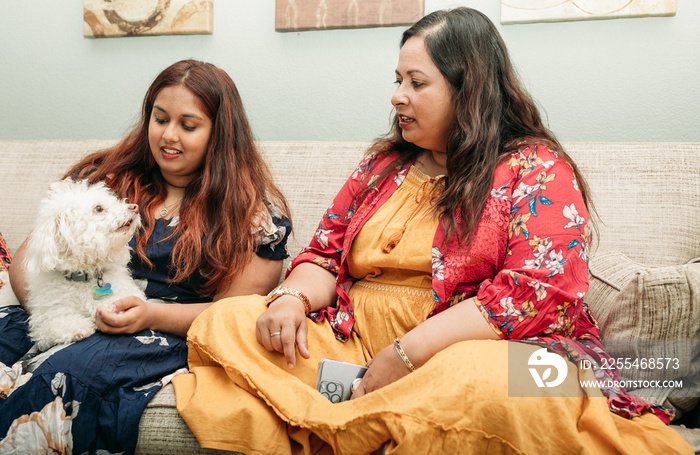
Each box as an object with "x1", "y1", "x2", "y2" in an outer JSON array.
[{"x1": 393, "y1": 337, "x2": 416, "y2": 372}]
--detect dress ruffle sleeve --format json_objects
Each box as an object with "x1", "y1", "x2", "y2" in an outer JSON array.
[
  {"x1": 252, "y1": 199, "x2": 292, "y2": 261},
  {"x1": 474, "y1": 144, "x2": 594, "y2": 340}
]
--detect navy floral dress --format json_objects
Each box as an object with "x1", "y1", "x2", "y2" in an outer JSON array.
[{"x1": 0, "y1": 212, "x2": 290, "y2": 454}]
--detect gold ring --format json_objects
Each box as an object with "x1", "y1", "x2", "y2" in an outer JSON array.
[{"x1": 270, "y1": 332, "x2": 281, "y2": 337}]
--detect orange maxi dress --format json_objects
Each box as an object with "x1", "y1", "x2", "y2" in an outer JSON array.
[{"x1": 173, "y1": 166, "x2": 692, "y2": 454}]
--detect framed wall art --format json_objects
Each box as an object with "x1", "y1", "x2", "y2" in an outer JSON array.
[
  {"x1": 275, "y1": 0, "x2": 424, "y2": 32},
  {"x1": 501, "y1": 0, "x2": 676, "y2": 24},
  {"x1": 84, "y1": 0, "x2": 213, "y2": 38}
]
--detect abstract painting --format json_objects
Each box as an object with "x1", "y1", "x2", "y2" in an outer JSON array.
[
  {"x1": 501, "y1": 0, "x2": 676, "y2": 24},
  {"x1": 275, "y1": 0, "x2": 424, "y2": 32},
  {"x1": 84, "y1": 0, "x2": 213, "y2": 38}
]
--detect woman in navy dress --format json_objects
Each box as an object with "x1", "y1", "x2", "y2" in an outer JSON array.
[{"x1": 0, "y1": 59, "x2": 291, "y2": 454}]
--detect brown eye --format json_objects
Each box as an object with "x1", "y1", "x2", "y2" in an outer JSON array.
[{"x1": 94, "y1": 205, "x2": 104, "y2": 213}]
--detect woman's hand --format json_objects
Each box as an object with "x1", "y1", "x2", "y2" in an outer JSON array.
[
  {"x1": 350, "y1": 343, "x2": 411, "y2": 399},
  {"x1": 256, "y1": 296, "x2": 310, "y2": 369},
  {"x1": 350, "y1": 298, "x2": 500, "y2": 399},
  {"x1": 95, "y1": 296, "x2": 155, "y2": 334}
]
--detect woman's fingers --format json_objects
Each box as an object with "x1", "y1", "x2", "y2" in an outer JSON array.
[
  {"x1": 350, "y1": 345, "x2": 410, "y2": 399},
  {"x1": 280, "y1": 329, "x2": 298, "y2": 369},
  {"x1": 269, "y1": 328, "x2": 283, "y2": 353},
  {"x1": 255, "y1": 298, "x2": 310, "y2": 368},
  {"x1": 267, "y1": 318, "x2": 309, "y2": 369},
  {"x1": 259, "y1": 319, "x2": 302, "y2": 370},
  {"x1": 350, "y1": 378, "x2": 366, "y2": 399},
  {"x1": 295, "y1": 318, "x2": 310, "y2": 360},
  {"x1": 256, "y1": 324, "x2": 275, "y2": 352}
]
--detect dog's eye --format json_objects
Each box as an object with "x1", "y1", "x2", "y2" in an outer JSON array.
[{"x1": 94, "y1": 205, "x2": 104, "y2": 213}]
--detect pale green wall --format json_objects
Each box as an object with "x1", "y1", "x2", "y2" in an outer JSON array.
[{"x1": 0, "y1": 1, "x2": 698, "y2": 142}]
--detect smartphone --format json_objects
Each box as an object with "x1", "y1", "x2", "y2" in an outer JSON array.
[{"x1": 316, "y1": 359, "x2": 368, "y2": 403}]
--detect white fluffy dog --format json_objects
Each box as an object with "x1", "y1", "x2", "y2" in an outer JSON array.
[{"x1": 0, "y1": 179, "x2": 146, "y2": 350}]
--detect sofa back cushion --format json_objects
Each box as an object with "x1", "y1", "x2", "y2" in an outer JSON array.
[
  {"x1": 1, "y1": 140, "x2": 698, "y2": 276},
  {"x1": 564, "y1": 142, "x2": 700, "y2": 266}
]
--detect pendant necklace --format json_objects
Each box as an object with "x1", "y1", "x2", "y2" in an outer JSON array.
[{"x1": 160, "y1": 199, "x2": 182, "y2": 218}]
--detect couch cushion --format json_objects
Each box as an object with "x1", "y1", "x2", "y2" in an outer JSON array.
[
  {"x1": 565, "y1": 142, "x2": 700, "y2": 266},
  {"x1": 137, "y1": 384, "x2": 240, "y2": 454},
  {"x1": 0, "y1": 140, "x2": 118, "y2": 253},
  {"x1": 670, "y1": 424, "x2": 700, "y2": 454},
  {"x1": 585, "y1": 251, "x2": 700, "y2": 418}
]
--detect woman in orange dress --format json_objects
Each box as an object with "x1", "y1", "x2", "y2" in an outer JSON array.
[{"x1": 173, "y1": 8, "x2": 693, "y2": 454}]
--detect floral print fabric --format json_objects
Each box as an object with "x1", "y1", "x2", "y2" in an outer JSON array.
[
  {"x1": 0, "y1": 331, "x2": 187, "y2": 454},
  {"x1": 290, "y1": 142, "x2": 672, "y2": 423},
  {"x1": 0, "y1": 232, "x2": 10, "y2": 274},
  {"x1": 472, "y1": 148, "x2": 594, "y2": 340}
]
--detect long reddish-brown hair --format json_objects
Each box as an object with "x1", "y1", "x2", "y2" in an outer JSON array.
[
  {"x1": 67, "y1": 60, "x2": 289, "y2": 296},
  {"x1": 365, "y1": 8, "x2": 596, "y2": 246}
]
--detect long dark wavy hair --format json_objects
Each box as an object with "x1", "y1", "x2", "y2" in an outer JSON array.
[
  {"x1": 67, "y1": 60, "x2": 290, "y2": 296},
  {"x1": 367, "y1": 7, "x2": 595, "y2": 245}
]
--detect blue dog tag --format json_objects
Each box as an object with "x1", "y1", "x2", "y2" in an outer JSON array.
[{"x1": 94, "y1": 282, "x2": 113, "y2": 300}]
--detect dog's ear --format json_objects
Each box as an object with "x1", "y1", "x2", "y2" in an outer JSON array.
[{"x1": 24, "y1": 214, "x2": 65, "y2": 273}]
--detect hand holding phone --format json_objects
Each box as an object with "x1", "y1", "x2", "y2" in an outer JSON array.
[{"x1": 316, "y1": 359, "x2": 368, "y2": 403}]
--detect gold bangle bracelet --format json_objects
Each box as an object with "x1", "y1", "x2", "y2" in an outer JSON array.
[
  {"x1": 393, "y1": 337, "x2": 416, "y2": 372},
  {"x1": 264, "y1": 286, "x2": 312, "y2": 314}
]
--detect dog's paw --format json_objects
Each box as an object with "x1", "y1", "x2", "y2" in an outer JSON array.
[{"x1": 71, "y1": 324, "x2": 98, "y2": 343}]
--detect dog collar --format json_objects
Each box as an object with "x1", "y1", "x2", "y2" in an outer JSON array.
[{"x1": 63, "y1": 270, "x2": 93, "y2": 282}]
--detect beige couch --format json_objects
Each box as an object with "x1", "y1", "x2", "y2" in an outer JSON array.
[{"x1": 1, "y1": 140, "x2": 699, "y2": 453}]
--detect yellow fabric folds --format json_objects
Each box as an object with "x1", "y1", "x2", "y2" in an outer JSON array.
[
  {"x1": 174, "y1": 299, "x2": 692, "y2": 455},
  {"x1": 173, "y1": 166, "x2": 692, "y2": 454}
]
